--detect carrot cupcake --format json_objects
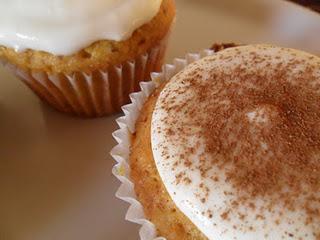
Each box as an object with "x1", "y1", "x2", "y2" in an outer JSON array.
[
  {"x1": 0, "y1": 0, "x2": 175, "y2": 117},
  {"x1": 112, "y1": 44, "x2": 320, "y2": 239}
]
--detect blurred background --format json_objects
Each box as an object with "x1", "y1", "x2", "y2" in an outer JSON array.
[
  {"x1": 0, "y1": 0, "x2": 320, "y2": 240},
  {"x1": 167, "y1": 0, "x2": 320, "y2": 61}
]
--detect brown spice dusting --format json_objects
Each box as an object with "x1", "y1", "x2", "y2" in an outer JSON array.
[
  {"x1": 175, "y1": 171, "x2": 186, "y2": 185},
  {"x1": 256, "y1": 214, "x2": 265, "y2": 220},
  {"x1": 212, "y1": 176, "x2": 219, "y2": 182},
  {"x1": 156, "y1": 46, "x2": 320, "y2": 236},
  {"x1": 221, "y1": 210, "x2": 230, "y2": 220},
  {"x1": 183, "y1": 177, "x2": 192, "y2": 185},
  {"x1": 238, "y1": 213, "x2": 246, "y2": 221},
  {"x1": 248, "y1": 202, "x2": 256, "y2": 210}
]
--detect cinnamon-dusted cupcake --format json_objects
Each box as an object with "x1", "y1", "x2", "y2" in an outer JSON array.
[
  {"x1": 114, "y1": 44, "x2": 320, "y2": 239},
  {"x1": 0, "y1": 0, "x2": 175, "y2": 117}
]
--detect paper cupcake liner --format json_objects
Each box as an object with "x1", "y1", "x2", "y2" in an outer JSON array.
[
  {"x1": 3, "y1": 37, "x2": 168, "y2": 118},
  {"x1": 110, "y1": 49, "x2": 215, "y2": 240}
]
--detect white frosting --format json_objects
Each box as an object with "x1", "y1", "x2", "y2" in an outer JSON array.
[
  {"x1": 0, "y1": 0, "x2": 162, "y2": 55},
  {"x1": 151, "y1": 45, "x2": 320, "y2": 239}
]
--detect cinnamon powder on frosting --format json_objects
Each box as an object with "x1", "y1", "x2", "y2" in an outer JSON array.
[{"x1": 156, "y1": 46, "x2": 320, "y2": 237}]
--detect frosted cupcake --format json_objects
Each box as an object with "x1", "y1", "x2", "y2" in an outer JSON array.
[
  {"x1": 0, "y1": 0, "x2": 175, "y2": 117},
  {"x1": 112, "y1": 45, "x2": 320, "y2": 239}
]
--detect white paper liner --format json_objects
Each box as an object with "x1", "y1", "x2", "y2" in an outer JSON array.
[
  {"x1": 111, "y1": 49, "x2": 215, "y2": 240},
  {"x1": 2, "y1": 38, "x2": 168, "y2": 117}
]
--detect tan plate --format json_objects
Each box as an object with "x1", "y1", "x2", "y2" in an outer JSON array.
[{"x1": 1, "y1": 1, "x2": 320, "y2": 240}]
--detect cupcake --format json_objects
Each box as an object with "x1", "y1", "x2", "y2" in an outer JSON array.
[
  {"x1": 112, "y1": 44, "x2": 320, "y2": 239},
  {"x1": 0, "y1": 0, "x2": 175, "y2": 117}
]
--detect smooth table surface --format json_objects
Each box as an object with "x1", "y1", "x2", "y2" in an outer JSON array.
[{"x1": 1, "y1": 0, "x2": 320, "y2": 240}]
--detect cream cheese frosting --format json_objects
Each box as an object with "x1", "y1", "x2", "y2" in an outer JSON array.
[
  {"x1": 151, "y1": 45, "x2": 320, "y2": 239},
  {"x1": 0, "y1": 0, "x2": 162, "y2": 55}
]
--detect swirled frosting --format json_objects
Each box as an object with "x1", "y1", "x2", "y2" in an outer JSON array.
[
  {"x1": 0, "y1": 0, "x2": 162, "y2": 55},
  {"x1": 151, "y1": 45, "x2": 320, "y2": 239}
]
